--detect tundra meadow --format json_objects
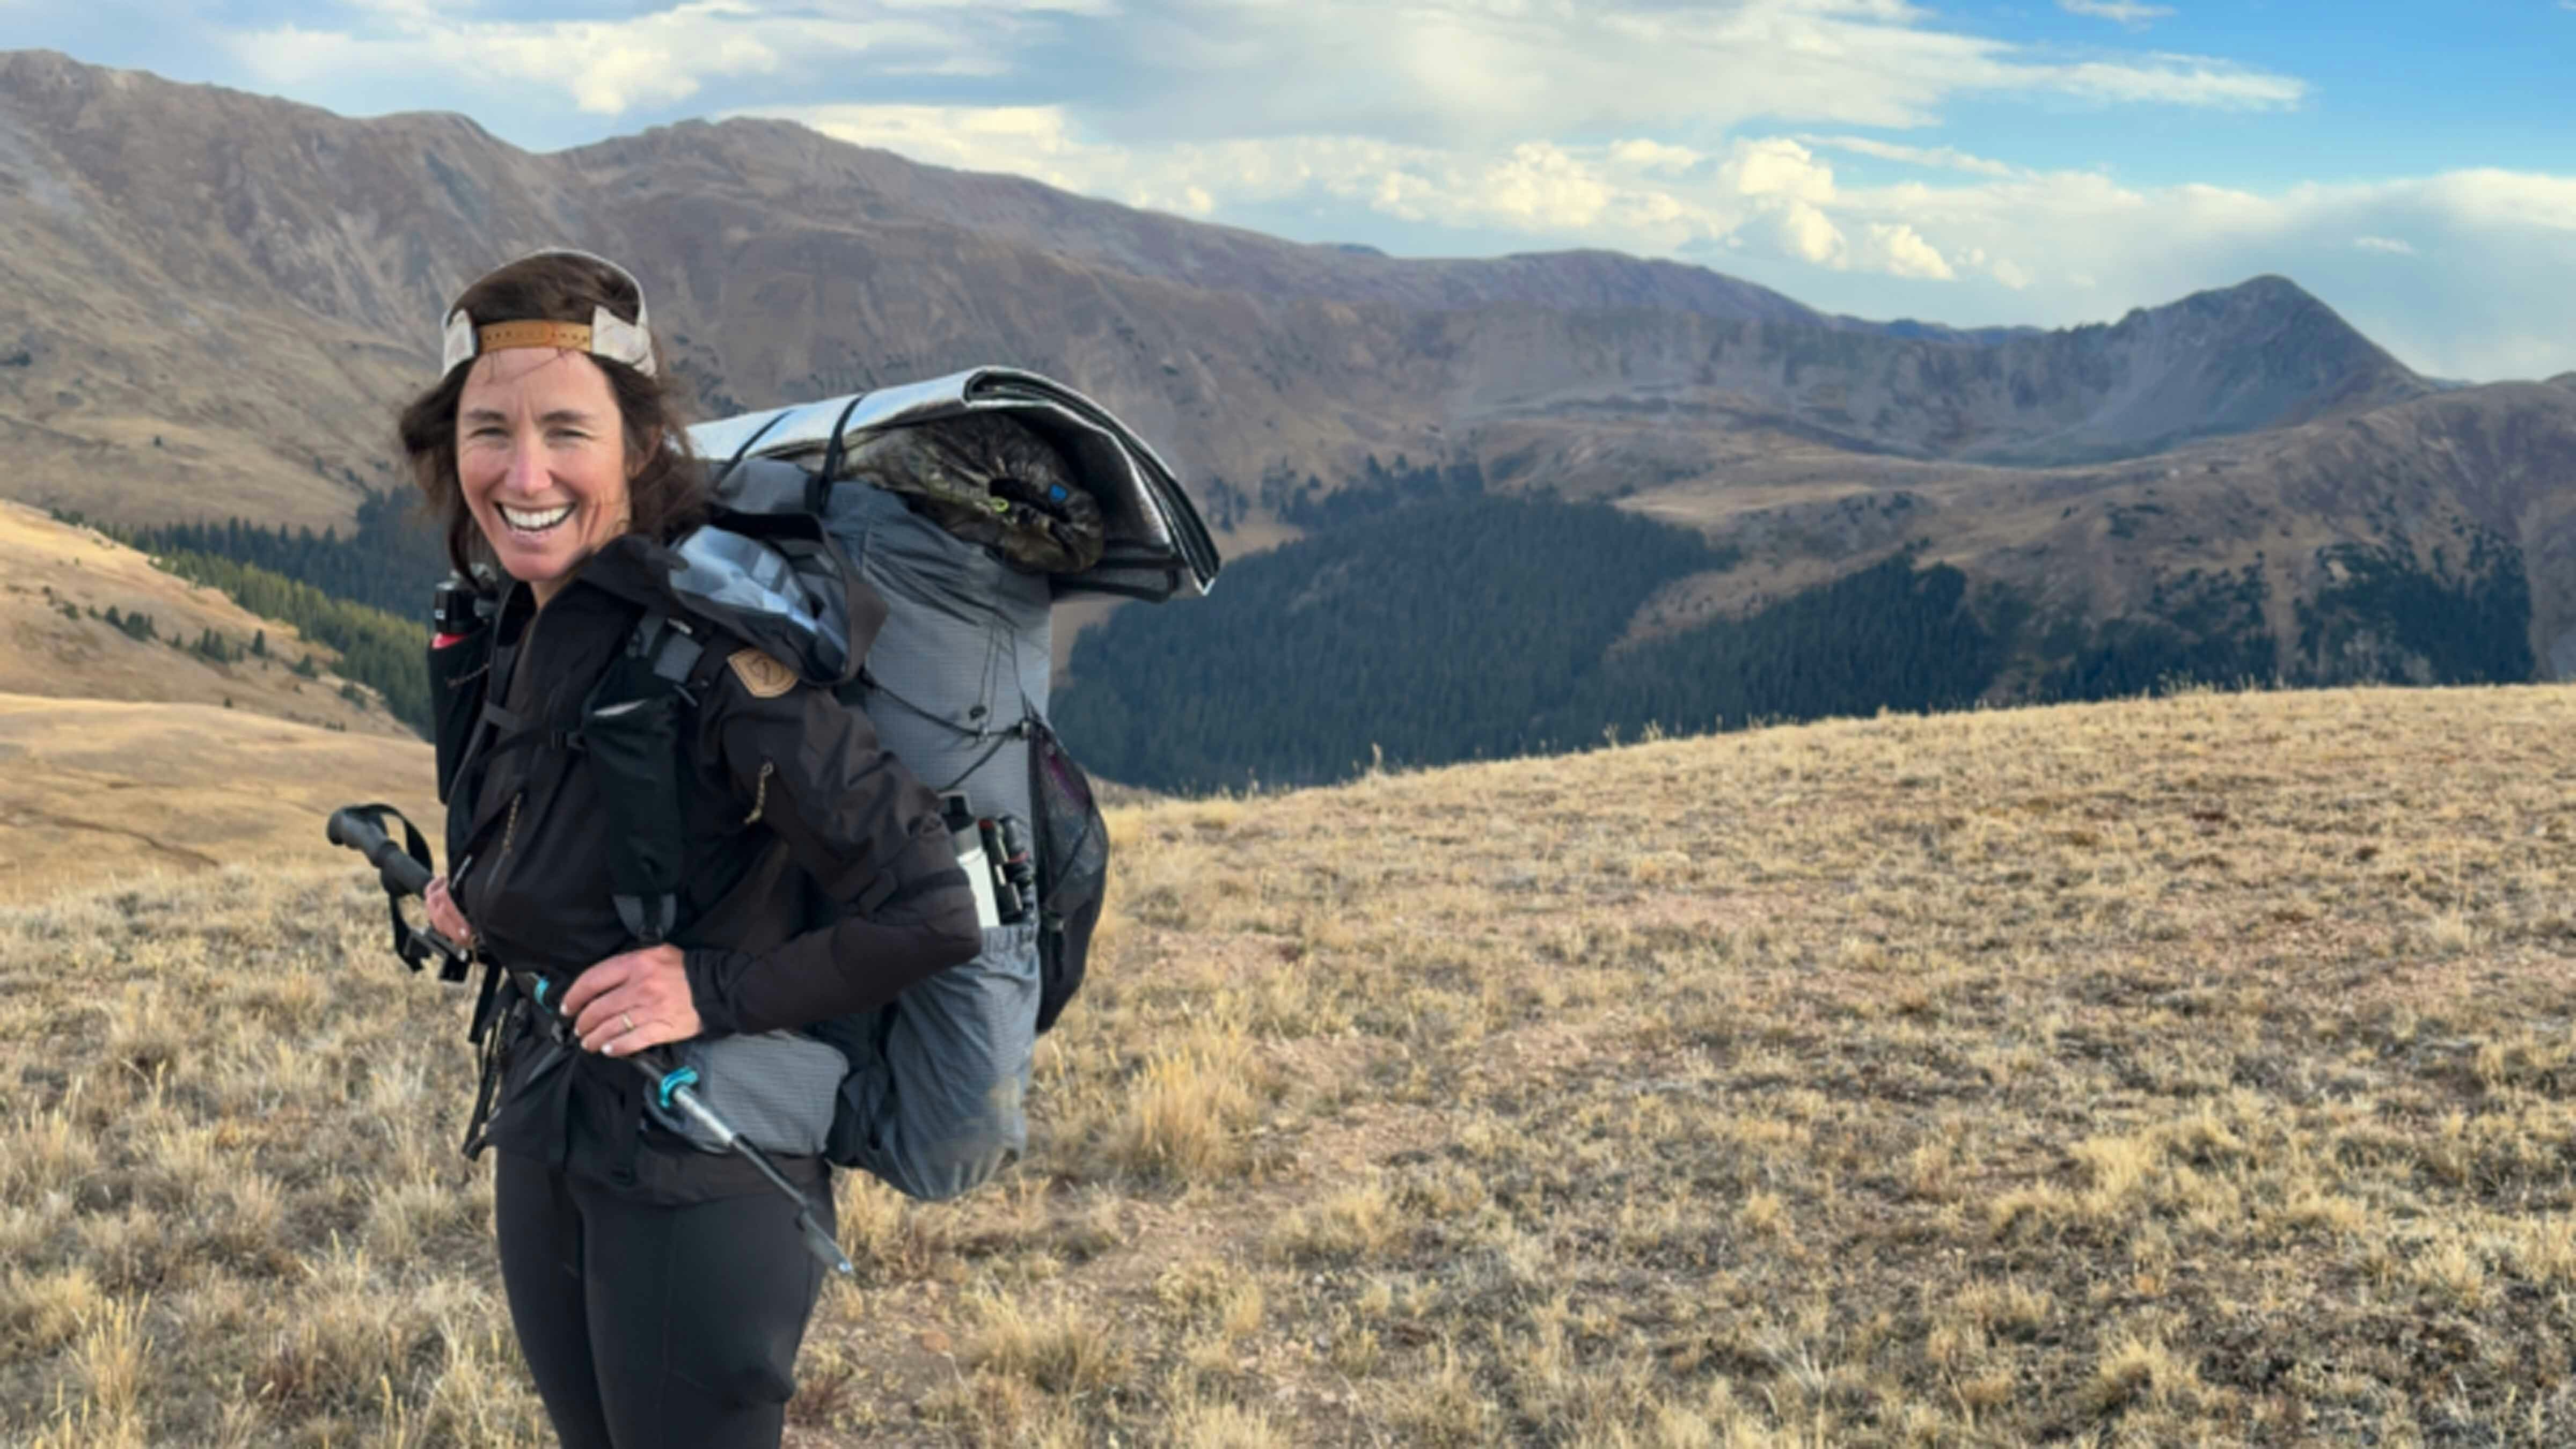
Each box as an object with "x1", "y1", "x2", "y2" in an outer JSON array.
[{"x1": 6, "y1": 684, "x2": 2576, "y2": 1445}]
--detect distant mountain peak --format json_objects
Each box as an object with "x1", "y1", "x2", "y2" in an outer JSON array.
[{"x1": 2229, "y1": 272, "x2": 2315, "y2": 301}]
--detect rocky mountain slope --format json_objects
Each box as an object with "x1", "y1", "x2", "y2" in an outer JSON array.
[
  {"x1": 1620, "y1": 374, "x2": 2576, "y2": 678},
  {"x1": 0, "y1": 48, "x2": 2426, "y2": 539}
]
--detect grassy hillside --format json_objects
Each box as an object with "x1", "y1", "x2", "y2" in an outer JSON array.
[
  {"x1": 6, "y1": 684, "x2": 2576, "y2": 1444},
  {"x1": 0, "y1": 501, "x2": 413, "y2": 738}
]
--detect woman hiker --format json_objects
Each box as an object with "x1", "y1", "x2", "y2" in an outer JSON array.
[{"x1": 406, "y1": 248, "x2": 983, "y2": 1448}]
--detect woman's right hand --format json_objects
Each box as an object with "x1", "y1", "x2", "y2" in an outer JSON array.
[{"x1": 424, "y1": 874, "x2": 475, "y2": 946}]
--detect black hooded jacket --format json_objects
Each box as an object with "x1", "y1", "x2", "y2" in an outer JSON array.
[{"x1": 444, "y1": 532, "x2": 982, "y2": 1199}]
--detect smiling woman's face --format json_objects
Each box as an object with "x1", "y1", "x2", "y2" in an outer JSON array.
[{"x1": 457, "y1": 348, "x2": 636, "y2": 605}]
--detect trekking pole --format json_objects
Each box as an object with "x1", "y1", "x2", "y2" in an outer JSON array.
[{"x1": 326, "y1": 808, "x2": 855, "y2": 1276}]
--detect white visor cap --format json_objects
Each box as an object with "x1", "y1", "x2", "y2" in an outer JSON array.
[{"x1": 439, "y1": 248, "x2": 658, "y2": 379}]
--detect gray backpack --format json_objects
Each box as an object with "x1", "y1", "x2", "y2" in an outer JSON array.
[{"x1": 640, "y1": 368, "x2": 1217, "y2": 1198}]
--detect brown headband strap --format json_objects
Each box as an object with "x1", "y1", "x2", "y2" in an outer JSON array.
[{"x1": 475, "y1": 320, "x2": 595, "y2": 356}]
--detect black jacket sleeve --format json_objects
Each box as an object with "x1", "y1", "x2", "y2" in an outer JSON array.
[{"x1": 679, "y1": 660, "x2": 982, "y2": 1037}]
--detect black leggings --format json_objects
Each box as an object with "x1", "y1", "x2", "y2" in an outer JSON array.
[{"x1": 493, "y1": 1151, "x2": 834, "y2": 1449}]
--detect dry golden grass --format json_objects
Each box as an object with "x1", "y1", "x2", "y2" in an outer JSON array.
[
  {"x1": 0, "y1": 696, "x2": 442, "y2": 906},
  {"x1": 11, "y1": 682, "x2": 2576, "y2": 1443},
  {"x1": 0, "y1": 871, "x2": 539, "y2": 1444}
]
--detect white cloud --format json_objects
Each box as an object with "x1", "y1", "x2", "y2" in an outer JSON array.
[
  {"x1": 774, "y1": 107, "x2": 1705, "y2": 258},
  {"x1": 777, "y1": 103, "x2": 1083, "y2": 174},
  {"x1": 2404, "y1": 168, "x2": 2576, "y2": 231},
  {"x1": 1859, "y1": 221, "x2": 1955, "y2": 279},
  {"x1": 779, "y1": 104, "x2": 1428, "y2": 219},
  {"x1": 1136, "y1": 1, "x2": 2306, "y2": 146},
  {"x1": 228, "y1": 0, "x2": 2307, "y2": 139},
  {"x1": 1776, "y1": 202, "x2": 1848, "y2": 266},
  {"x1": 1481, "y1": 143, "x2": 1618, "y2": 229},
  {"x1": 1797, "y1": 134, "x2": 2022, "y2": 178},
  {"x1": 2058, "y1": 0, "x2": 2176, "y2": 27},
  {"x1": 2354, "y1": 235, "x2": 2417, "y2": 255},
  {"x1": 760, "y1": 109, "x2": 1956, "y2": 282},
  {"x1": 1719, "y1": 138, "x2": 1840, "y2": 206},
  {"x1": 229, "y1": 0, "x2": 1094, "y2": 114},
  {"x1": 2035, "y1": 56, "x2": 2303, "y2": 109},
  {"x1": 1609, "y1": 139, "x2": 1704, "y2": 174}
]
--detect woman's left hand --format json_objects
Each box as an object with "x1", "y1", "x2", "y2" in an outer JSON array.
[{"x1": 560, "y1": 945, "x2": 701, "y2": 1056}]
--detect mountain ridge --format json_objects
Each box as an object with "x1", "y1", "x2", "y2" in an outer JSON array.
[
  {"x1": 0, "y1": 47, "x2": 2430, "y2": 540},
  {"x1": 596, "y1": 115, "x2": 1840, "y2": 326}
]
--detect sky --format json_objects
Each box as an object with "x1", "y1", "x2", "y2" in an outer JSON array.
[{"x1": 14, "y1": 1, "x2": 2574, "y2": 381}]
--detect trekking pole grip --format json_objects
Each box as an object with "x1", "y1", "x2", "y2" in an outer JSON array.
[{"x1": 327, "y1": 807, "x2": 433, "y2": 897}]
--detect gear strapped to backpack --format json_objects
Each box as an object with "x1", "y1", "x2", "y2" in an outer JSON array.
[{"x1": 428, "y1": 367, "x2": 1217, "y2": 1201}]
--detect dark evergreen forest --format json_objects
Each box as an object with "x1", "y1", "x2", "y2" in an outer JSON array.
[
  {"x1": 1050, "y1": 499, "x2": 2041, "y2": 793},
  {"x1": 2035, "y1": 566, "x2": 2278, "y2": 702},
  {"x1": 99, "y1": 492, "x2": 449, "y2": 737},
  {"x1": 125, "y1": 491, "x2": 450, "y2": 623},
  {"x1": 1053, "y1": 497, "x2": 2541, "y2": 794},
  {"x1": 145, "y1": 550, "x2": 434, "y2": 734},
  {"x1": 1543, "y1": 552, "x2": 2023, "y2": 747},
  {"x1": 91, "y1": 476, "x2": 2536, "y2": 792},
  {"x1": 2295, "y1": 537, "x2": 2534, "y2": 685},
  {"x1": 1053, "y1": 496, "x2": 1733, "y2": 791}
]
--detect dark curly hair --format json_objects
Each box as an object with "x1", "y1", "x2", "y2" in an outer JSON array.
[{"x1": 397, "y1": 252, "x2": 707, "y2": 577}]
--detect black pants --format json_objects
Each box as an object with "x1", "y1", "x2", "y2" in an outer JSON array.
[{"x1": 493, "y1": 1150, "x2": 833, "y2": 1448}]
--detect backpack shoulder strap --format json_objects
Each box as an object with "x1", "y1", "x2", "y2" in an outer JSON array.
[
  {"x1": 634, "y1": 607, "x2": 708, "y2": 689},
  {"x1": 588, "y1": 604, "x2": 789, "y2": 947},
  {"x1": 636, "y1": 606, "x2": 775, "y2": 707},
  {"x1": 581, "y1": 606, "x2": 714, "y2": 948}
]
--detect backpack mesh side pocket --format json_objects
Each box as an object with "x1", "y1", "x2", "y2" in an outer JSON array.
[{"x1": 1029, "y1": 721, "x2": 1108, "y2": 1034}]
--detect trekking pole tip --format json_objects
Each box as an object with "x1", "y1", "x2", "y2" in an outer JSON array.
[{"x1": 802, "y1": 1215, "x2": 856, "y2": 1276}]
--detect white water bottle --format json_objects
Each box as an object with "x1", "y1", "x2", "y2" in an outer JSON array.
[{"x1": 945, "y1": 794, "x2": 1003, "y2": 930}]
